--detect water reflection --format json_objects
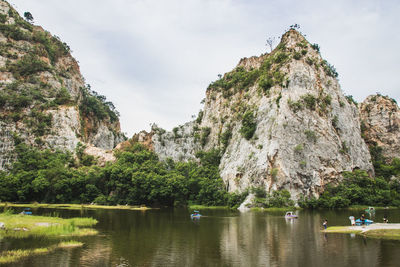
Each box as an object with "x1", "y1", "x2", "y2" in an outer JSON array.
[{"x1": 2, "y1": 208, "x2": 400, "y2": 267}]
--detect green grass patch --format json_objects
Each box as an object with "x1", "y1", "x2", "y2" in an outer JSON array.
[
  {"x1": 0, "y1": 212, "x2": 97, "y2": 238},
  {"x1": 188, "y1": 205, "x2": 229, "y2": 210},
  {"x1": 0, "y1": 240, "x2": 84, "y2": 264},
  {"x1": 0, "y1": 247, "x2": 50, "y2": 264},
  {"x1": 363, "y1": 229, "x2": 400, "y2": 240},
  {"x1": 325, "y1": 227, "x2": 400, "y2": 240},
  {"x1": 346, "y1": 205, "x2": 397, "y2": 211},
  {"x1": 250, "y1": 207, "x2": 300, "y2": 212},
  {"x1": 324, "y1": 226, "x2": 361, "y2": 234},
  {"x1": 58, "y1": 240, "x2": 84, "y2": 248}
]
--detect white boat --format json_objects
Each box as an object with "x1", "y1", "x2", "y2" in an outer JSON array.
[{"x1": 285, "y1": 211, "x2": 298, "y2": 218}]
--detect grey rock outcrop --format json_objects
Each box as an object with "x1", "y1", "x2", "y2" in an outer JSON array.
[
  {"x1": 142, "y1": 30, "x2": 373, "y2": 198},
  {"x1": 359, "y1": 95, "x2": 400, "y2": 160},
  {"x1": 0, "y1": 0, "x2": 123, "y2": 169}
]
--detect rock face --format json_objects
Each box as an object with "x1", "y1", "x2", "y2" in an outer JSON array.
[
  {"x1": 140, "y1": 29, "x2": 373, "y2": 198},
  {"x1": 0, "y1": 0, "x2": 124, "y2": 170},
  {"x1": 359, "y1": 95, "x2": 400, "y2": 160}
]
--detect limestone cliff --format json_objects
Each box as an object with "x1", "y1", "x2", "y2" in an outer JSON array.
[
  {"x1": 359, "y1": 94, "x2": 400, "y2": 160},
  {"x1": 0, "y1": 0, "x2": 124, "y2": 170},
  {"x1": 139, "y1": 29, "x2": 373, "y2": 198}
]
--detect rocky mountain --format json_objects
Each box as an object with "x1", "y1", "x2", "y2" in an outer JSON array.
[
  {"x1": 0, "y1": 0, "x2": 124, "y2": 170},
  {"x1": 1, "y1": 0, "x2": 396, "y2": 201},
  {"x1": 359, "y1": 94, "x2": 400, "y2": 160},
  {"x1": 136, "y1": 29, "x2": 374, "y2": 198}
]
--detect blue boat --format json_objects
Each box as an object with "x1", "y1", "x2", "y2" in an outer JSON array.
[
  {"x1": 355, "y1": 219, "x2": 373, "y2": 226},
  {"x1": 22, "y1": 208, "x2": 32, "y2": 215},
  {"x1": 190, "y1": 210, "x2": 202, "y2": 218}
]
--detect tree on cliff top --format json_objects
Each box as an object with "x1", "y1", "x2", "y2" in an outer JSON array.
[{"x1": 23, "y1": 12, "x2": 34, "y2": 23}]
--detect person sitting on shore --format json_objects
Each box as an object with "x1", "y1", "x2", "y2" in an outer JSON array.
[{"x1": 383, "y1": 216, "x2": 388, "y2": 223}]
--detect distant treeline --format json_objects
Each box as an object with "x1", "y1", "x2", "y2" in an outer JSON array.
[{"x1": 0, "y1": 140, "x2": 246, "y2": 208}]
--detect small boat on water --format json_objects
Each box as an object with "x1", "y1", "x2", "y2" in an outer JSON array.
[
  {"x1": 191, "y1": 210, "x2": 202, "y2": 218},
  {"x1": 355, "y1": 219, "x2": 373, "y2": 226},
  {"x1": 21, "y1": 208, "x2": 32, "y2": 215},
  {"x1": 285, "y1": 211, "x2": 298, "y2": 218}
]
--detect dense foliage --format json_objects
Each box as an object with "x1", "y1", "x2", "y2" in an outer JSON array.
[
  {"x1": 239, "y1": 111, "x2": 257, "y2": 140},
  {"x1": 252, "y1": 187, "x2": 295, "y2": 208},
  {"x1": 79, "y1": 85, "x2": 119, "y2": 123},
  {"x1": 0, "y1": 143, "x2": 246, "y2": 208},
  {"x1": 299, "y1": 148, "x2": 400, "y2": 209}
]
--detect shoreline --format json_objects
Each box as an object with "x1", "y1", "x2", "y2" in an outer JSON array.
[
  {"x1": 324, "y1": 223, "x2": 400, "y2": 240},
  {"x1": 0, "y1": 203, "x2": 152, "y2": 211}
]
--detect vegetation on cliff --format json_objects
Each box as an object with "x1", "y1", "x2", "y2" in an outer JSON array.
[
  {"x1": 299, "y1": 147, "x2": 400, "y2": 209},
  {"x1": 0, "y1": 1, "x2": 122, "y2": 150}
]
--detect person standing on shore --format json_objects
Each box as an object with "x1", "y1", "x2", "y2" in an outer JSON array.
[
  {"x1": 361, "y1": 214, "x2": 366, "y2": 225},
  {"x1": 323, "y1": 219, "x2": 328, "y2": 229}
]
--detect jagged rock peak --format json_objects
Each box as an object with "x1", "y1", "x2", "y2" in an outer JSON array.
[
  {"x1": 359, "y1": 94, "x2": 400, "y2": 160},
  {"x1": 137, "y1": 29, "x2": 373, "y2": 198}
]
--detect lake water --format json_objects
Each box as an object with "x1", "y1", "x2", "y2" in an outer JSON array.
[{"x1": 1, "y1": 207, "x2": 400, "y2": 267}]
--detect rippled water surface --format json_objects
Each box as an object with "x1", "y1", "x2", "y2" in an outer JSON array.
[{"x1": 2, "y1": 208, "x2": 400, "y2": 267}]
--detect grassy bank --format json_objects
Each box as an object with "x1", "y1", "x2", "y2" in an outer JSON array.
[
  {"x1": 0, "y1": 212, "x2": 98, "y2": 238},
  {"x1": 324, "y1": 226, "x2": 400, "y2": 240},
  {"x1": 0, "y1": 241, "x2": 83, "y2": 264},
  {"x1": 324, "y1": 226, "x2": 362, "y2": 234},
  {"x1": 363, "y1": 229, "x2": 400, "y2": 240},
  {"x1": 251, "y1": 207, "x2": 300, "y2": 212},
  {"x1": 346, "y1": 205, "x2": 398, "y2": 210},
  {"x1": 188, "y1": 205, "x2": 230, "y2": 210},
  {"x1": 0, "y1": 203, "x2": 152, "y2": 211}
]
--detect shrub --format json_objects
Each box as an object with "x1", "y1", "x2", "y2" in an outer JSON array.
[
  {"x1": 306, "y1": 57, "x2": 314, "y2": 66},
  {"x1": 207, "y1": 67, "x2": 260, "y2": 94},
  {"x1": 300, "y1": 161, "x2": 307, "y2": 168},
  {"x1": 7, "y1": 53, "x2": 50, "y2": 78},
  {"x1": 32, "y1": 30, "x2": 70, "y2": 64},
  {"x1": 220, "y1": 128, "x2": 232, "y2": 149},
  {"x1": 53, "y1": 88, "x2": 71, "y2": 105},
  {"x1": 266, "y1": 190, "x2": 294, "y2": 207},
  {"x1": 25, "y1": 110, "x2": 53, "y2": 136},
  {"x1": 321, "y1": 60, "x2": 338, "y2": 78},
  {"x1": 294, "y1": 144, "x2": 303, "y2": 153},
  {"x1": 196, "y1": 110, "x2": 203, "y2": 124},
  {"x1": 301, "y1": 94, "x2": 317, "y2": 110},
  {"x1": 274, "y1": 52, "x2": 288, "y2": 64},
  {"x1": 258, "y1": 75, "x2": 273, "y2": 92},
  {"x1": 345, "y1": 95, "x2": 357, "y2": 105},
  {"x1": 79, "y1": 85, "x2": 120, "y2": 123},
  {"x1": 311, "y1": 43, "x2": 320, "y2": 52},
  {"x1": 0, "y1": 14, "x2": 7, "y2": 23},
  {"x1": 0, "y1": 24, "x2": 31, "y2": 41},
  {"x1": 270, "y1": 168, "x2": 278, "y2": 179},
  {"x1": 200, "y1": 127, "x2": 211, "y2": 146},
  {"x1": 287, "y1": 99, "x2": 303, "y2": 113},
  {"x1": 240, "y1": 111, "x2": 257, "y2": 140},
  {"x1": 251, "y1": 187, "x2": 266, "y2": 198},
  {"x1": 293, "y1": 52, "x2": 302, "y2": 60},
  {"x1": 340, "y1": 141, "x2": 349, "y2": 154},
  {"x1": 172, "y1": 127, "x2": 181, "y2": 139},
  {"x1": 304, "y1": 130, "x2": 317, "y2": 143},
  {"x1": 332, "y1": 115, "x2": 339, "y2": 130}
]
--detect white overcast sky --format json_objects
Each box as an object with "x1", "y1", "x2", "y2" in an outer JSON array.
[{"x1": 9, "y1": 0, "x2": 400, "y2": 136}]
